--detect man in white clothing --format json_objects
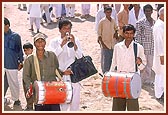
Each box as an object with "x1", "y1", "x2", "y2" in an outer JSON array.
[
  {"x1": 110, "y1": 24, "x2": 146, "y2": 111},
  {"x1": 152, "y1": 7, "x2": 164, "y2": 101},
  {"x1": 128, "y1": 4, "x2": 145, "y2": 28},
  {"x1": 48, "y1": 19, "x2": 83, "y2": 111},
  {"x1": 28, "y1": 4, "x2": 41, "y2": 33}
]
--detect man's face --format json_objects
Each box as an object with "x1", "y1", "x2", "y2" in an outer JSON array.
[
  {"x1": 105, "y1": 10, "x2": 112, "y2": 18},
  {"x1": 123, "y1": 30, "x2": 135, "y2": 41},
  {"x1": 24, "y1": 48, "x2": 33, "y2": 56},
  {"x1": 4, "y1": 24, "x2": 9, "y2": 33},
  {"x1": 144, "y1": 8, "x2": 153, "y2": 18},
  {"x1": 59, "y1": 24, "x2": 71, "y2": 37},
  {"x1": 34, "y1": 38, "x2": 46, "y2": 51}
]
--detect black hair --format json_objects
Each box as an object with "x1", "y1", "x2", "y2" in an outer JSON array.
[
  {"x1": 4, "y1": 17, "x2": 10, "y2": 26},
  {"x1": 104, "y1": 6, "x2": 112, "y2": 12},
  {"x1": 23, "y1": 42, "x2": 33, "y2": 49},
  {"x1": 143, "y1": 4, "x2": 153, "y2": 12},
  {"x1": 58, "y1": 19, "x2": 72, "y2": 30},
  {"x1": 123, "y1": 24, "x2": 136, "y2": 33}
]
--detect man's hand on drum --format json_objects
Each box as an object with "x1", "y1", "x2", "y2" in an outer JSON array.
[
  {"x1": 136, "y1": 57, "x2": 142, "y2": 66},
  {"x1": 26, "y1": 84, "x2": 33, "y2": 98}
]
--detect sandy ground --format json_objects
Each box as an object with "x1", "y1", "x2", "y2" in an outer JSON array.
[{"x1": 3, "y1": 3, "x2": 165, "y2": 113}]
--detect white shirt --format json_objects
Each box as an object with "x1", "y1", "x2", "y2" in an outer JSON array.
[
  {"x1": 28, "y1": 4, "x2": 41, "y2": 18},
  {"x1": 111, "y1": 40, "x2": 146, "y2": 73},
  {"x1": 48, "y1": 36, "x2": 83, "y2": 71},
  {"x1": 95, "y1": 7, "x2": 118, "y2": 32},
  {"x1": 152, "y1": 19, "x2": 164, "y2": 74},
  {"x1": 128, "y1": 7, "x2": 145, "y2": 28}
]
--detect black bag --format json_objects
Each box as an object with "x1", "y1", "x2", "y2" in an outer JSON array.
[{"x1": 69, "y1": 56, "x2": 98, "y2": 83}]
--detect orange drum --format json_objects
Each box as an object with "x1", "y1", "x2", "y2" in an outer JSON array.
[
  {"x1": 33, "y1": 81, "x2": 72, "y2": 104},
  {"x1": 102, "y1": 72, "x2": 141, "y2": 99}
]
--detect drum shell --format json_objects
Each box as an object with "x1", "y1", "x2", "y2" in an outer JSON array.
[
  {"x1": 102, "y1": 72, "x2": 141, "y2": 99},
  {"x1": 34, "y1": 81, "x2": 67, "y2": 104}
]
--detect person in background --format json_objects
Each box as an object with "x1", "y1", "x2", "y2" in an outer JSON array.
[
  {"x1": 40, "y1": 4, "x2": 51, "y2": 25},
  {"x1": 95, "y1": 4, "x2": 118, "y2": 32},
  {"x1": 81, "y1": 4, "x2": 91, "y2": 18},
  {"x1": 4, "y1": 17, "x2": 24, "y2": 106},
  {"x1": 117, "y1": 4, "x2": 130, "y2": 42},
  {"x1": 110, "y1": 24, "x2": 146, "y2": 111},
  {"x1": 65, "y1": 4, "x2": 75, "y2": 18},
  {"x1": 22, "y1": 42, "x2": 34, "y2": 111},
  {"x1": 52, "y1": 4, "x2": 63, "y2": 20},
  {"x1": 152, "y1": 7, "x2": 164, "y2": 102},
  {"x1": 27, "y1": 4, "x2": 42, "y2": 33},
  {"x1": 97, "y1": 6, "x2": 118, "y2": 74},
  {"x1": 18, "y1": 4, "x2": 27, "y2": 10},
  {"x1": 135, "y1": 4, "x2": 155, "y2": 85},
  {"x1": 128, "y1": 4, "x2": 145, "y2": 28},
  {"x1": 23, "y1": 33, "x2": 61, "y2": 111},
  {"x1": 48, "y1": 19, "x2": 83, "y2": 111}
]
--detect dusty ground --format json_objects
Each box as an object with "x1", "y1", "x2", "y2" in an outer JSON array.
[{"x1": 3, "y1": 3, "x2": 165, "y2": 113}]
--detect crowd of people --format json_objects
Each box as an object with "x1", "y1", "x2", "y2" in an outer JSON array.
[{"x1": 4, "y1": 3, "x2": 165, "y2": 111}]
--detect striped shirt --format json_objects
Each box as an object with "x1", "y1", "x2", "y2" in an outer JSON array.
[{"x1": 135, "y1": 17, "x2": 155, "y2": 55}]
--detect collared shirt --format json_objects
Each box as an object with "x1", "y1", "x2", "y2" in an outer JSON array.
[
  {"x1": 4, "y1": 29, "x2": 24, "y2": 69},
  {"x1": 97, "y1": 17, "x2": 118, "y2": 49},
  {"x1": 135, "y1": 17, "x2": 155, "y2": 55},
  {"x1": 128, "y1": 7, "x2": 145, "y2": 28},
  {"x1": 48, "y1": 36, "x2": 83, "y2": 71},
  {"x1": 23, "y1": 51, "x2": 59, "y2": 89},
  {"x1": 111, "y1": 40, "x2": 146, "y2": 73},
  {"x1": 95, "y1": 7, "x2": 118, "y2": 32}
]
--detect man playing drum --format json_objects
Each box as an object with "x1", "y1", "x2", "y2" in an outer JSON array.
[
  {"x1": 23, "y1": 33, "x2": 61, "y2": 111},
  {"x1": 110, "y1": 24, "x2": 147, "y2": 111}
]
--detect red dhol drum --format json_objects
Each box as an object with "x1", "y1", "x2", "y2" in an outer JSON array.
[
  {"x1": 34, "y1": 81, "x2": 72, "y2": 104},
  {"x1": 102, "y1": 72, "x2": 141, "y2": 99}
]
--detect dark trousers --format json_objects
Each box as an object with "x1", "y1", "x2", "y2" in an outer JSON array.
[
  {"x1": 35, "y1": 104, "x2": 60, "y2": 111},
  {"x1": 4, "y1": 72, "x2": 9, "y2": 96},
  {"x1": 112, "y1": 97, "x2": 139, "y2": 111}
]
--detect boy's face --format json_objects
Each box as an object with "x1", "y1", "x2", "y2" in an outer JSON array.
[{"x1": 24, "y1": 48, "x2": 33, "y2": 56}]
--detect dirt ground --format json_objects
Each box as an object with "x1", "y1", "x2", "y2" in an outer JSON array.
[{"x1": 3, "y1": 3, "x2": 165, "y2": 113}]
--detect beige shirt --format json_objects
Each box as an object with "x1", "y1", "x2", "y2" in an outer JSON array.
[
  {"x1": 117, "y1": 9, "x2": 129, "y2": 36},
  {"x1": 98, "y1": 17, "x2": 118, "y2": 49}
]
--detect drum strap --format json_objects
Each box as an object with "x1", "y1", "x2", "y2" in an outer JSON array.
[
  {"x1": 123, "y1": 77, "x2": 128, "y2": 98},
  {"x1": 133, "y1": 43, "x2": 138, "y2": 72},
  {"x1": 33, "y1": 53, "x2": 41, "y2": 81}
]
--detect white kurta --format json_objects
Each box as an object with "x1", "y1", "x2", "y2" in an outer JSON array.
[
  {"x1": 152, "y1": 19, "x2": 164, "y2": 98},
  {"x1": 48, "y1": 36, "x2": 83, "y2": 111},
  {"x1": 28, "y1": 4, "x2": 41, "y2": 18},
  {"x1": 128, "y1": 7, "x2": 145, "y2": 28}
]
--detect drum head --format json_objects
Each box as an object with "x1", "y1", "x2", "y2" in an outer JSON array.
[
  {"x1": 33, "y1": 81, "x2": 45, "y2": 104},
  {"x1": 130, "y1": 73, "x2": 141, "y2": 99}
]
